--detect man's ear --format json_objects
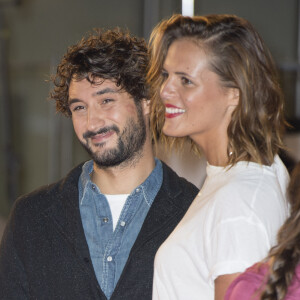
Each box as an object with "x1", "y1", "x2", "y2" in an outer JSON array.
[{"x1": 142, "y1": 99, "x2": 151, "y2": 115}]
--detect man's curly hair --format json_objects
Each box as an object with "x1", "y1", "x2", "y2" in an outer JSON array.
[{"x1": 50, "y1": 28, "x2": 149, "y2": 117}]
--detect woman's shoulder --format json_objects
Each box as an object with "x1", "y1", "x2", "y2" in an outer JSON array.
[{"x1": 208, "y1": 159, "x2": 287, "y2": 203}]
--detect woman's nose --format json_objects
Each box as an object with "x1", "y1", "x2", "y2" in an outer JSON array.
[{"x1": 160, "y1": 78, "x2": 175, "y2": 101}]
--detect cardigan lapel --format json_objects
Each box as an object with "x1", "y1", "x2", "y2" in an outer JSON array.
[
  {"x1": 128, "y1": 162, "x2": 195, "y2": 255},
  {"x1": 43, "y1": 164, "x2": 104, "y2": 294},
  {"x1": 111, "y1": 162, "x2": 197, "y2": 297}
]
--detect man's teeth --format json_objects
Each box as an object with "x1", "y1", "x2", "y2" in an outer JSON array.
[
  {"x1": 165, "y1": 107, "x2": 186, "y2": 114},
  {"x1": 94, "y1": 130, "x2": 112, "y2": 137}
]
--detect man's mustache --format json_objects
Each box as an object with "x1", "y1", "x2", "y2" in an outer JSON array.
[{"x1": 83, "y1": 125, "x2": 120, "y2": 139}]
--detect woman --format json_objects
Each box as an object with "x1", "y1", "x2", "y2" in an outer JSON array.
[
  {"x1": 226, "y1": 162, "x2": 300, "y2": 299},
  {"x1": 147, "y1": 14, "x2": 290, "y2": 300}
]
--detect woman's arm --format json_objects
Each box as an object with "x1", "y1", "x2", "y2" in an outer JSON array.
[{"x1": 215, "y1": 273, "x2": 241, "y2": 300}]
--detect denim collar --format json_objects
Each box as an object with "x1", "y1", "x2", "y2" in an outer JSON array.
[{"x1": 79, "y1": 158, "x2": 163, "y2": 206}]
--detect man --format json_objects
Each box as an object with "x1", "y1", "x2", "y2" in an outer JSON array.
[{"x1": 0, "y1": 29, "x2": 199, "y2": 299}]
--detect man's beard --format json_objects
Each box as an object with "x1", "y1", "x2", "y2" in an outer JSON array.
[{"x1": 80, "y1": 107, "x2": 147, "y2": 168}]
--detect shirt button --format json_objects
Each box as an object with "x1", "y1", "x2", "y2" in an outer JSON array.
[
  {"x1": 107, "y1": 256, "x2": 113, "y2": 262},
  {"x1": 84, "y1": 257, "x2": 90, "y2": 263},
  {"x1": 135, "y1": 188, "x2": 140, "y2": 192},
  {"x1": 92, "y1": 185, "x2": 96, "y2": 190},
  {"x1": 120, "y1": 221, "x2": 126, "y2": 227},
  {"x1": 103, "y1": 217, "x2": 109, "y2": 223}
]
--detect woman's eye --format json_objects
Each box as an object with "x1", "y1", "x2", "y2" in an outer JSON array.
[
  {"x1": 181, "y1": 77, "x2": 192, "y2": 85},
  {"x1": 161, "y1": 71, "x2": 168, "y2": 81}
]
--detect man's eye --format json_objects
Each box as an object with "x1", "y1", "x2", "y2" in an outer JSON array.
[
  {"x1": 103, "y1": 98, "x2": 114, "y2": 104},
  {"x1": 71, "y1": 105, "x2": 85, "y2": 112}
]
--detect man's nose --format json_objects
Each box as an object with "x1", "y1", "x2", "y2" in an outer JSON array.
[{"x1": 87, "y1": 108, "x2": 105, "y2": 132}]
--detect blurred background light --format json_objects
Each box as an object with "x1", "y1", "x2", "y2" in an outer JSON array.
[{"x1": 182, "y1": 0, "x2": 194, "y2": 16}]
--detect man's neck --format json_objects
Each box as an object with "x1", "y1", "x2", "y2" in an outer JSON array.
[{"x1": 91, "y1": 149, "x2": 156, "y2": 195}]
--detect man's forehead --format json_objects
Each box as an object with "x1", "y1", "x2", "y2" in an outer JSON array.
[
  {"x1": 68, "y1": 77, "x2": 131, "y2": 102},
  {"x1": 70, "y1": 76, "x2": 124, "y2": 90}
]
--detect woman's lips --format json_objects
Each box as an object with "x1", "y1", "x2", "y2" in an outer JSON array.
[{"x1": 165, "y1": 104, "x2": 185, "y2": 118}]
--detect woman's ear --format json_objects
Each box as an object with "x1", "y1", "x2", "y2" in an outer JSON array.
[{"x1": 228, "y1": 88, "x2": 239, "y2": 106}]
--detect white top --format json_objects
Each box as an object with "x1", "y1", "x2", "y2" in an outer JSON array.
[
  {"x1": 105, "y1": 194, "x2": 129, "y2": 231},
  {"x1": 153, "y1": 156, "x2": 289, "y2": 300}
]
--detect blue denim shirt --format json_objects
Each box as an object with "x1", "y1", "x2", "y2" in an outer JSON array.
[{"x1": 79, "y1": 159, "x2": 163, "y2": 299}]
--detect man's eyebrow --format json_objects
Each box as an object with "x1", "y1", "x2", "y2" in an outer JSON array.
[
  {"x1": 94, "y1": 87, "x2": 119, "y2": 96},
  {"x1": 68, "y1": 98, "x2": 81, "y2": 106},
  {"x1": 68, "y1": 88, "x2": 119, "y2": 105}
]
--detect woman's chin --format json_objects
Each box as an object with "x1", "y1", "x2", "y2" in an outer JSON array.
[{"x1": 162, "y1": 128, "x2": 186, "y2": 138}]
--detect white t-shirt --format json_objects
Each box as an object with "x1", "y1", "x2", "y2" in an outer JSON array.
[
  {"x1": 153, "y1": 156, "x2": 289, "y2": 300},
  {"x1": 105, "y1": 194, "x2": 129, "y2": 231}
]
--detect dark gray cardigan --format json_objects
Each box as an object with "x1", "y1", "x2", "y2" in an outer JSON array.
[{"x1": 0, "y1": 162, "x2": 198, "y2": 300}]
